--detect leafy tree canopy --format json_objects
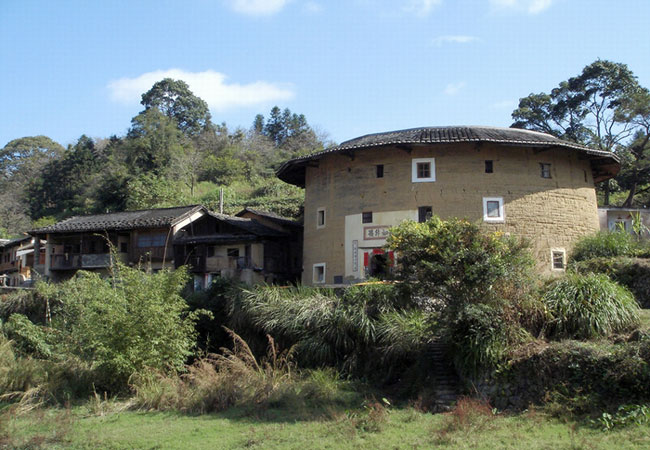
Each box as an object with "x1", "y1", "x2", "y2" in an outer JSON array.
[
  {"x1": 140, "y1": 78, "x2": 213, "y2": 137},
  {"x1": 0, "y1": 135, "x2": 64, "y2": 181},
  {"x1": 512, "y1": 60, "x2": 650, "y2": 206}
]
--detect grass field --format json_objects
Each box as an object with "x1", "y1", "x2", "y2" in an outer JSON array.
[{"x1": 3, "y1": 401, "x2": 650, "y2": 449}]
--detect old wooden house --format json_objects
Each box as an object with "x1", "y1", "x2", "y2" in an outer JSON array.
[
  {"x1": 30, "y1": 205, "x2": 302, "y2": 287},
  {"x1": 0, "y1": 236, "x2": 44, "y2": 287}
]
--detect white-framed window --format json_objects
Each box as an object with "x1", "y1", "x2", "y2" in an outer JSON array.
[
  {"x1": 483, "y1": 197, "x2": 505, "y2": 222},
  {"x1": 313, "y1": 263, "x2": 326, "y2": 284},
  {"x1": 412, "y1": 158, "x2": 436, "y2": 182},
  {"x1": 551, "y1": 248, "x2": 566, "y2": 271},
  {"x1": 316, "y1": 207, "x2": 326, "y2": 229}
]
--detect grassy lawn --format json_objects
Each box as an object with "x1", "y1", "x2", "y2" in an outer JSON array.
[{"x1": 3, "y1": 403, "x2": 650, "y2": 449}]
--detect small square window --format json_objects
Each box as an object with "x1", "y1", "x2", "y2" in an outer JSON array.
[
  {"x1": 313, "y1": 263, "x2": 326, "y2": 284},
  {"x1": 362, "y1": 211, "x2": 373, "y2": 224},
  {"x1": 412, "y1": 158, "x2": 436, "y2": 182},
  {"x1": 418, "y1": 206, "x2": 432, "y2": 223},
  {"x1": 317, "y1": 208, "x2": 326, "y2": 228},
  {"x1": 485, "y1": 160, "x2": 493, "y2": 173},
  {"x1": 227, "y1": 248, "x2": 239, "y2": 258},
  {"x1": 376, "y1": 165, "x2": 384, "y2": 178},
  {"x1": 417, "y1": 162, "x2": 430, "y2": 178},
  {"x1": 551, "y1": 249, "x2": 566, "y2": 271},
  {"x1": 483, "y1": 197, "x2": 505, "y2": 222},
  {"x1": 540, "y1": 163, "x2": 551, "y2": 179}
]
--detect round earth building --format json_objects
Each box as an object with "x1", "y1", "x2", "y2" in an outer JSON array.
[{"x1": 276, "y1": 126, "x2": 620, "y2": 286}]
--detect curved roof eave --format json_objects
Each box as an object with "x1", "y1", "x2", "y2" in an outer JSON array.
[{"x1": 275, "y1": 126, "x2": 620, "y2": 187}]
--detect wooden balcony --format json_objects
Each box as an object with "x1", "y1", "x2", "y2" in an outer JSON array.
[
  {"x1": 133, "y1": 246, "x2": 170, "y2": 262},
  {"x1": 50, "y1": 253, "x2": 113, "y2": 270}
]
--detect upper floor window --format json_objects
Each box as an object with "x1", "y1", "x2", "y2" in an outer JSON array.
[
  {"x1": 362, "y1": 211, "x2": 373, "y2": 224},
  {"x1": 137, "y1": 233, "x2": 166, "y2": 248},
  {"x1": 412, "y1": 158, "x2": 436, "y2": 182},
  {"x1": 483, "y1": 197, "x2": 505, "y2": 223},
  {"x1": 485, "y1": 160, "x2": 493, "y2": 173},
  {"x1": 540, "y1": 163, "x2": 552, "y2": 178},
  {"x1": 317, "y1": 208, "x2": 326, "y2": 229},
  {"x1": 376, "y1": 164, "x2": 384, "y2": 178}
]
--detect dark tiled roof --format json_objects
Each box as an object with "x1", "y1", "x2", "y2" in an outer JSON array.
[
  {"x1": 235, "y1": 207, "x2": 301, "y2": 227},
  {"x1": 0, "y1": 236, "x2": 31, "y2": 248},
  {"x1": 276, "y1": 125, "x2": 620, "y2": 186},
  {"x1": 207, "y1": 212, "x2": 289, "y2": 237},
  {"x1": 31, "y1": 205, "x2": 205, "y2": 234}
]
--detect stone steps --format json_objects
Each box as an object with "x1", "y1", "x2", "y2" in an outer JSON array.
[{"x1": 424, "y1": 340, "x2": 461, "y2": 412}]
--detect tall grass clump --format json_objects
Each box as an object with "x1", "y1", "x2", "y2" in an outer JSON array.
[
  {"x1": 228, "y1": 283, "x2": 433, "y2": 379},
  {"x1": 543, "y1": 272, "x2": 640, "y2": 339},
  {"x1": 132, "y1": 329, "x2": 358, "y2": 413},
  {"x1": 571, "y1": 231, "x2": 639, "y2": 262}
]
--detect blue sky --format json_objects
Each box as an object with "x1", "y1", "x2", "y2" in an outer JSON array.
[{"x1": 1, "y1": 0, "x2": 649, "y2": 148}]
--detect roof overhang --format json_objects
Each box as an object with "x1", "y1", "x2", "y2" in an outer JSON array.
[{"x1": 276, "y1": 126, "x2": 620, "y2": 187}]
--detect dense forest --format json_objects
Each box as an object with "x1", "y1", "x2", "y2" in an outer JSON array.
[{"x1": 0, "y1": 78, "x2": 333, "y2": 238}]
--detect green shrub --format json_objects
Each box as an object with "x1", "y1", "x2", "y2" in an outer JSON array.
[
  {"x1": 572, "y1": 257, "x2": 650, "y2": 308},
  {"x1": 2, "y1": 314, "x2": 53, "y2": 359},
  {"x1": 542, "y1": 273, "x2": 640, "y2": 339},
  {"x1": 483, "y1": 340, "x2": 650, "y2": 412},
  {"x1": 386, "y1": 216, "x2": 539, "y2": 377},
  {"x1": 386, "y1": 217, "x2": 535, "y2": 304},
  {"x1": 571, "y1": 231, "x2": 639, "y2": 262},
  {"x1": 36, "y1": 264, "x2": 200, "y2": 392}
]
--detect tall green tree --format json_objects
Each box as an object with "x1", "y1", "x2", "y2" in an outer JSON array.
[
  {"x1": 140, "y1": 78, "x2": 213, "y2": 137},
  {"x1": 512, "y1": 60, "x2": 650, "y2": 205},
  {"x1": 0, "y1": 136, "x2": 64, "y2": 183},
  {"x1": 27, "y1": 135, "x2": 100, "y2": 219}
]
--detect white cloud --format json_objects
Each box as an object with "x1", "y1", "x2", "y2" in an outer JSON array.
[
  {"x1": 225, "y1": 0, "x2": 291, "y2": 16},
  {"x1": 431, "y1": 35, "x2": 479, "y2": 47},
  {"x1": 108, "y1": 69, "x2": 294, "y2": 111},
  {"x1": 489, "y1": 0, "x2": 554, "y2": 14},
  {"x1": 444, "y1": 82, "x2": 466, "y2": 96},
  {"x1": 403, "y1": 0, "x2": 442, "y2": 17}
]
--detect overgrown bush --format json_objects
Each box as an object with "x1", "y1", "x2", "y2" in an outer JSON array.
[
  {"x1": 542, "y1": 272, "x2": 639, "y2": 339},
  {"x1": 571, "y1": 231, "x2": 639, "y2": 262},
  {"x1": 386, "y1": 217, "x2": 541, "y2": 377},
  {"x1": 481, "y1": 339, "x2": 650, "y2": 412},
  {"x1": 1, "y1": 314, "x2": 53, "y2": 359},
  {"x1": 572, "y1": 257, "x2": 650, "y2": 308},
  {"x1": 36, "y1": 263, "x2": 201, "y2": 392}
]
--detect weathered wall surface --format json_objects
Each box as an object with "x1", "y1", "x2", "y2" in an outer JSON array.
[{"x1": 302, "y1": 142, "x2": 599, "y2": 285}]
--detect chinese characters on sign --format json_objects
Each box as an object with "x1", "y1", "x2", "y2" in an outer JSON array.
[
  {"x1": 363, "y1": 226, "x2": 390, "y2": 240},
  {"x1": 352, "y1": 240, "x2": 358, "y2": 272}
]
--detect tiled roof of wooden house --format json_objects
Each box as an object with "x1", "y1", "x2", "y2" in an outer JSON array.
[
  {"x1": 276, "y1": 125, "x2": 620, "y2": 186},
  {"x1": 235, "y1": 207, "x2": 301, "y2": 227},
  {"x1": 31, "y1": 205, "x2": 205, "y2": 234}
]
